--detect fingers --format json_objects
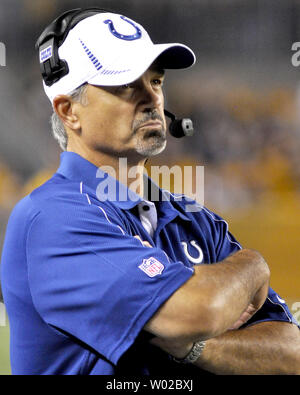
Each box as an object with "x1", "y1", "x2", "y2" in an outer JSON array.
[
  {"x1": 251, "y1": 280, "x2": 269, "y2": 311},
  {"x1": 229, "y1": 304, "x2": 258, "y2": 330},
  {"x1": 229, "y1": 282, "x2": 269, "y2": 331},
  {"x1": 134, "y1": 235, "x2": 152, "y2": 248}
]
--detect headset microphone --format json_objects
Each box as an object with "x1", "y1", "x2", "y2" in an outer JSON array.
[{"x1": 164, "y1": 110, "x2": 194, "y2": 138}]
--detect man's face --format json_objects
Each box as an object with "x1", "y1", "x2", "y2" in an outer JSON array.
[{"x1": 73, "y1": 64, "x2": 167, "y2": 162}]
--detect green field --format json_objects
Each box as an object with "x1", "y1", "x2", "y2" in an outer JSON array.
[{"x1": 0, "y1": 323, "x2": 10, "y2": 375}]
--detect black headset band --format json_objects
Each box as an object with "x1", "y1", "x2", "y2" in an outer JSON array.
[
  {"x1": 36, "y1": 7, "x2": 112, "y2": 86},
  {"x1": 36, "y1": 7, "x2": 111, "y2": 49}
]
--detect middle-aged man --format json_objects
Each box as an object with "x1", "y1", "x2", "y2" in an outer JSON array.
[{"x1": 1, "y1": 8, "x2": 300, "y2": 375}]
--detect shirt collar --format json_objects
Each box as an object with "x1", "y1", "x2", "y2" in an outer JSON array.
[
  {"x1": 56, "y1": 151, "x2": 191, "y2": 221},
  {"x1": 57, "y1": 152, "x2": 142, "y2": 210}
]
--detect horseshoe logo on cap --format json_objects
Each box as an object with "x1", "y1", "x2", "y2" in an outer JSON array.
[
  {"x1": 181, "y1": 240, "x2": 204, "y2": 265},
  {"x1": 104, "y1": 16, "x2": 142, "y2": 41}
]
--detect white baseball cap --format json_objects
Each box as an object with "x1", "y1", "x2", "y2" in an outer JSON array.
[{"x1": 41, "y1": 12, "x2": 196, "y2": 103}]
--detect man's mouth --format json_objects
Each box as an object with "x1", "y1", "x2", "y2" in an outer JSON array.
[{"x1": 138, "y1": 121, "x2": 163, "y2": 130}]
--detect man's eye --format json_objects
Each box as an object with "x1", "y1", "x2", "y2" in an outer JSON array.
[
  {"x1": 152, "y1": 79, "x2": 163, "y2": 87},
  {"x1": 115, "y1": 84, "x2": 133, "y2": 94},
  {"x1": 121, "y1": 84, "x2": 132, "y2": 89}
]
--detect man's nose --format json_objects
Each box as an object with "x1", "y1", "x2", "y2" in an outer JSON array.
[{"x1": 138, "y1": 83, "x2": 162, "y2": 112}]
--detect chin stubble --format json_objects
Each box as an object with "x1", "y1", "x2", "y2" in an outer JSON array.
[{"x1": 132, "y1": 111, "x2": 167, "y2": 156}]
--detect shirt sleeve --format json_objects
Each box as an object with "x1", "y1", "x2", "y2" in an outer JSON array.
[
  {"x1": 202, "y1": 208, "x2": 242, "y2": 262},
  {"x1": 208, "y1": 209, "x2": 299, "y2": 329},
  {"x1": 26, "y1": 197, "x2": 194, "y2": 365},
  {"x1": 243, "y1": 287, "x2": 300, "y2": 329}
]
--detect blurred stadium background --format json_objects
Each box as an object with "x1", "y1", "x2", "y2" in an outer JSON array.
[{"x1": 0, "y1": 0, "x2": 300, "y2": 375}]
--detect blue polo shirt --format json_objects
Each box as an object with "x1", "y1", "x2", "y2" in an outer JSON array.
[{"x1": 1, "y1": 152, "x2": 298, "y2": 375}]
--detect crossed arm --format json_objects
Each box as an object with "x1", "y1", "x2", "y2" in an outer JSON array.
[
  {"x1": 143, "y1": 247, "x2": 300, "y2": 375},
  {"x1": 151, "y1": 320, "x2": 300, "y2": 375}
]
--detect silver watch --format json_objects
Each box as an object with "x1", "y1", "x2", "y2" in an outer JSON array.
[{"x1": 172, "y1": 340, "x2": 206, "y2": 364}]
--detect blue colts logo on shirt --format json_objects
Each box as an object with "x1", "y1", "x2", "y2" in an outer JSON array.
[
  {"x1": 104, "y1": 16, "x2": 142, "y2": 41},
  {"x1": 181, "y1": 240, "x2": 204, "y2": 264}
]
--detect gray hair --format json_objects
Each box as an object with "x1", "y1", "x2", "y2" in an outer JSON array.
[{"x1": 50, "y1": 84, "x2": 88, "y2": 151}]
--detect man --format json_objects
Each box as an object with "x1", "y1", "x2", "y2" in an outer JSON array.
[{"x1": 1, "y1": 8, "x2": 299, "y2": 375}]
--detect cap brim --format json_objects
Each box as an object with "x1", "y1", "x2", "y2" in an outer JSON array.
[
  {"x1": 154, "y1": 43, "x2": 196, "y2": 69},
  {"x1": 88, "y1": 42, "x2": 195, "y2": 87}
]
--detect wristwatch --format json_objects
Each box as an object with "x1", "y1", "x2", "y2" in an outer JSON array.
[{"x1": 172, "y1": 340, "x2": 206, "y2": 364}]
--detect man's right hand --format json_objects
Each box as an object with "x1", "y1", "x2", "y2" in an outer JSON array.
[
  {"x1": 229, "y1": 268, "x2": 270, "y2": 330},
  {"x1": 144, "y1": 248, "x2": 270, "y2": 343}
]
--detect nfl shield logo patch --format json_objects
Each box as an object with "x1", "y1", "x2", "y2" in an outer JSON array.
[{"x1": 139, "y1": 257, "x2": 164, "y2": 278}]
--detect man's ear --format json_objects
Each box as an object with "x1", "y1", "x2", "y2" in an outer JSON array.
[{"x1": 53, "y1": 95, "x2": 81, "y2": 132}]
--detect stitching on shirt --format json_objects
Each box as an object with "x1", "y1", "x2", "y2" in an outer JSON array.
[
  {"x1": 85, "y1": 194, "x2": 91, "y2": 205},
  {"x1": 97, "y1": 205, "x2": 126, "y2": 236},
  {"x1": 80, "y1": 181, "x2": 126, "y2": 235},
  {"x1": 202, "y1": 207, "x2": 242, "y2": 250},
  {"x1": 162, "y1": 191, "x2": 185, "y2": 199},
  {"x1": 79, "y1": 181, "x2": 92, "y2": 205},
  {"x1": 266, "y1": 297, "x2": 292, "y2": 323}
]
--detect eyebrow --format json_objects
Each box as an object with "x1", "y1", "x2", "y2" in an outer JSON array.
[
  {"x1": 150, "y1": 67, "x2": 165, "y2": 77},
  {"x1": 149, "y1": 60, "x2": 165, "y2": 77}
]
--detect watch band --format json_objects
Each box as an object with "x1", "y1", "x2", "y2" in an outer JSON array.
[{"x1": 172, "y1": 341, "x2": 206, "y2": 364}]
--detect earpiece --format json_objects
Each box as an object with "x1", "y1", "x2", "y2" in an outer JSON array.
[
  {"x1": 36, "y1": 8, "x2": 109, "y2": 86},
  {"x1": 164, "y1": 110, "x2": 194, "y2": 138}
]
